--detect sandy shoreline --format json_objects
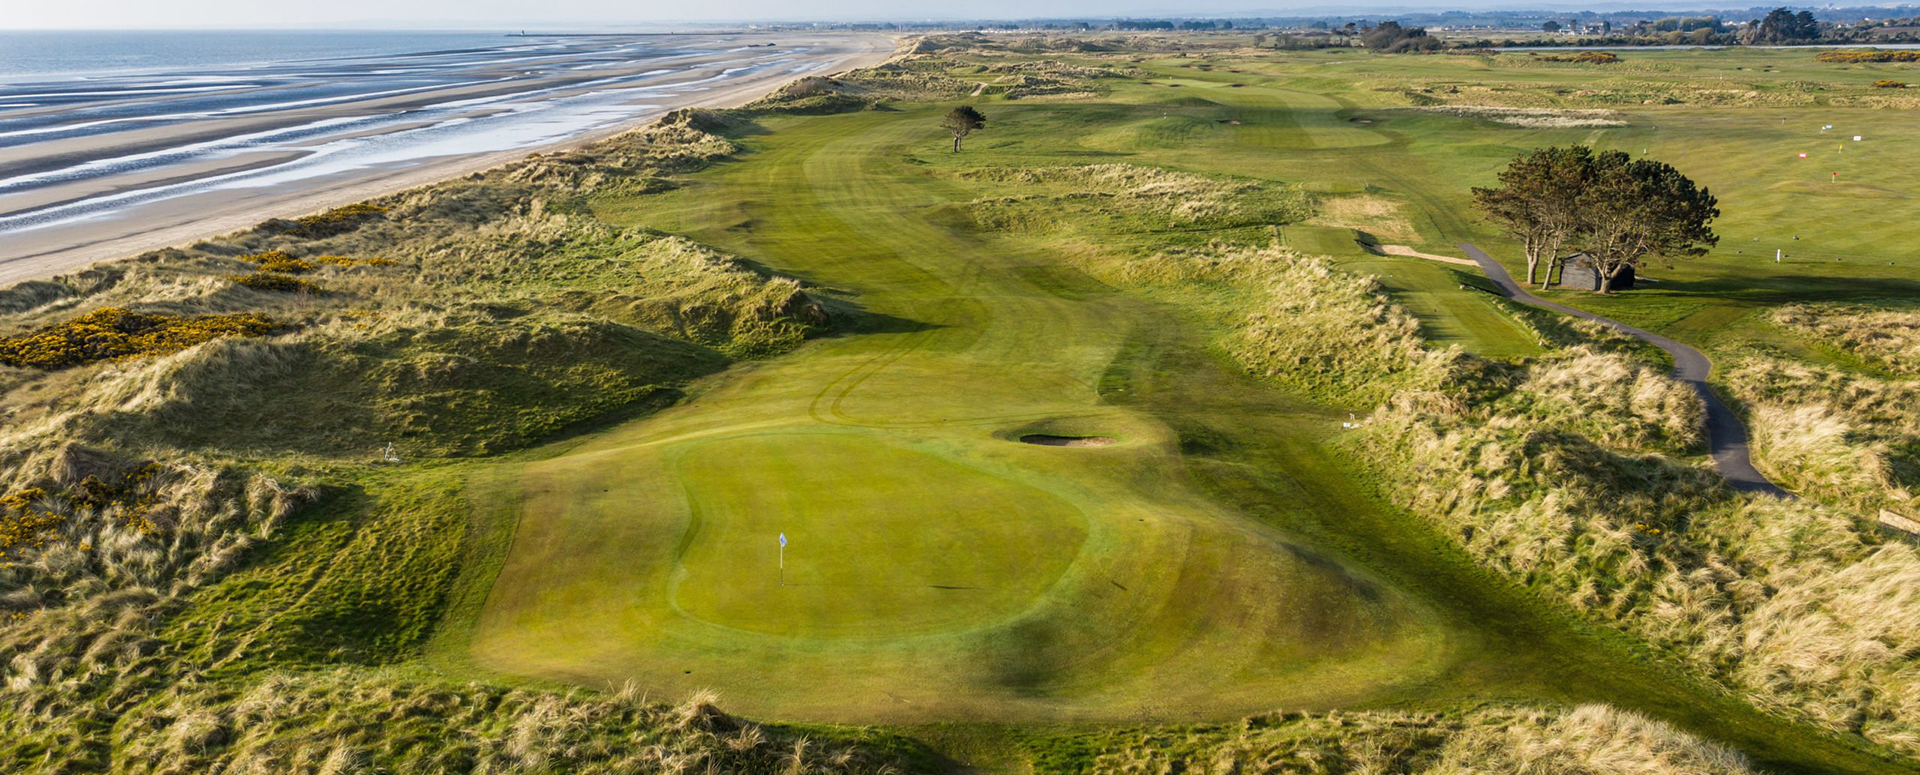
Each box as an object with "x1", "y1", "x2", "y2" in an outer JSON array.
[{"x1": 0, "y1": 32, "x2": 896, "y2": 287}]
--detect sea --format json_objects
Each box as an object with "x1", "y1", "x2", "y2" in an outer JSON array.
[
  {"x1": 0, "y1": 29, "x2": 827, "y2": 258},
  {"x1": 0, "y1": 30, "x2": 520, "y2": 82}
]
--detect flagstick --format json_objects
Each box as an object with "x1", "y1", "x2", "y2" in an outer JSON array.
[{"x1": 779, "y1": 542, "x2": 785, "y2": 587}]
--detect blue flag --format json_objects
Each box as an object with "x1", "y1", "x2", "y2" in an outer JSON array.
[{"x1": 779, "y1": 533, "x2": 787, "y2": 548}]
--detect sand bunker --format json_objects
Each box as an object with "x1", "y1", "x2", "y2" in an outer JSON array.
[{"x1": 1020, "y1": 434, "x2": 1116, "y2": 447}]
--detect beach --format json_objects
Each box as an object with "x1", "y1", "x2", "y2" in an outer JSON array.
[{"x1": 0, "y1": 31, "x2": 893, "y2": 286}]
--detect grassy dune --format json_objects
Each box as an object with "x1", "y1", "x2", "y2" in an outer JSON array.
[{"x1": 5, "y1": 35, "x2": 1920, "y2": 774}]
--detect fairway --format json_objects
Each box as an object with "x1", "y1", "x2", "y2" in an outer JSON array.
[{"x1": 441, "y1": 45, "x2": 1920, "y2": 771}]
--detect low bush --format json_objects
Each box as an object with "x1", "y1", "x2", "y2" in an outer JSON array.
[
  {"x1": 227, "y1": 273, "x2": 320, "y2": 294},
  {"x1": 240, "y1": 250, "x2": 316, "y2": 274},
  {"x1": 274, "y1": 203, "x2": 390, "y2": 239},
  {"x1": 0, "y1": 307, "x2": 276, "y2": 369},
  {"x1": 1817, "y1": 50, "x2": 1920, "y2": 63},
  {"x1": 1874, "y1": 79, "x2": 1909, "y2": 88},
  {"x1": 1539, "y1": 51, "x2": 1621, "y2": 64}
]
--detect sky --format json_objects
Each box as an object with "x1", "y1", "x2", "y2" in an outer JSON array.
[{"x1": 0, "y1": 0, "x2": 1645, "y2": 30}]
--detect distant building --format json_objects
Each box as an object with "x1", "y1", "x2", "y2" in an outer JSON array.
[{"x1": 1557, "y1": 254, "x2": 1634, "y2": 291}]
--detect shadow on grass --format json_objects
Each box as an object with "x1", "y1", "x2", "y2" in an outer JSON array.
[{"x1": 1651, "y1": 273, "x2": 1920, "y2": 305}]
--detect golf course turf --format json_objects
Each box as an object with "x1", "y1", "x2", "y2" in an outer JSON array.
[{"x1": 427, "y1": 46, "x2": 1920, "y2": 773}]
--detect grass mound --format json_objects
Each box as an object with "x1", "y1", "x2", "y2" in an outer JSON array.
[
  {"x1": 1074, "y1": 704, "x2": 1754, "y2": 775},
  {"x1": 1312, "y1": 282, "x2": 1920, "y2": 755},
  {"x1": 959, "y1": 164, "x2": 1314, "y2": 235},
  {"x1": 111, "y1": 672, "x2": 912, "y2": 775},
  {"x1": 1729, "y1": 356, "x2": 1920, "y2": 515},
  {"x1": 1772, "y1": 303, "x2": 1920, "y2": 375},
  {"x1": 0, "y1": 308, "x2": 277, "y2": 370}
]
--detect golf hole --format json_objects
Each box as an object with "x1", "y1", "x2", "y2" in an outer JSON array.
[{"x1": 1019, "y1": 434, "x2": 1117, "y2": 448}]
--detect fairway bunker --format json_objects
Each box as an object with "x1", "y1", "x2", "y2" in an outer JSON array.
[{"x1": 1019, "y1": 434, "x2": 1116, "y2": 447}]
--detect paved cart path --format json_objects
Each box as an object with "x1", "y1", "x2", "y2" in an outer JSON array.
[{"x1": 1458, "y1": 243, "x2": 1786, "y2": 496}]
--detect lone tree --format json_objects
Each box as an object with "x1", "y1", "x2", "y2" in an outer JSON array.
[
  {"x1": 1477, "y1": 145, "x2": 1718, "y2": 293},
  {"x1": 1575, "y1": 151, "x2": 1719, "y2": 293},
  {"x1": 1472, "y1": 145, "x2": 1594, "y2": 286},
  {"x1": 943, "y1": 106, "x2": 986, "y2": 153}
]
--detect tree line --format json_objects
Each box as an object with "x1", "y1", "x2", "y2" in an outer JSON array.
[{"x1": 1473, "y1": 147, "x2": 1719, "y2": 293}]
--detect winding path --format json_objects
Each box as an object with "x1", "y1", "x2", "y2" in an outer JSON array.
[{"x1": 1457, "y1": 243, "x2": 1787, "y2": 496}]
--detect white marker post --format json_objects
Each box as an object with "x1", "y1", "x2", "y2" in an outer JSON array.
[{"x1": 779, "y1": 532, "x2": 787, "y2": 587}]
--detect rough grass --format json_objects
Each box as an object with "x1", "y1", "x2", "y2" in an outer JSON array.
[
  {"x1": 1308, "y1": 280, "x2": 1920, "y2": 756},
  {"x1": 0, "y1": 113, "x2": 824, "y2": 459},
  {"x1": 1729, "y1": 355, "x2": 1920, "y2": 516},
  {"x1": 1072, "y1": 704, "x2": 1755, "y2": 775},
  {"x1": 959, "y1": 164, "x2": 1314, "y2": 234},
  {"x1": 106, "y1": 672, "x2": 914, "y2": 775},
  {"x1": 1772, "y1": 303, "x2": 1920, "y2": 376}
]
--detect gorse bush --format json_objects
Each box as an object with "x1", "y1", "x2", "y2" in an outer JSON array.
[
  {"x1": 1816, "y1": 50, "x2": 1920, "y2": 62},
  {"x1": 0, "y1": 307, "x2": 277, "y2": 370},
  {"x1": 271, "y1": 203, "x2": 390, "y2": 239},
  {"x1": 0, "y1": 492, "x2": 65, "y2": 555},
  {"x1": 241, "y1": 250, "x2": 316, "y2": 274},
  {"x1": 227, "y1": 273, "x2": 320, "y2": 294},
  {"x1": 1875, "y1": 79, "x2": 1909, "y2": 88}
]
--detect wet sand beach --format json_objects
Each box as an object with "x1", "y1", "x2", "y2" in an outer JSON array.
[{"x1": 0, "y1": 32, "x2": 893, "y2": 285}]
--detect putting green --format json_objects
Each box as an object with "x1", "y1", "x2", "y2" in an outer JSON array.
[{"x1": 671, "y1": 433, "x2": 1087, "y2": 637}]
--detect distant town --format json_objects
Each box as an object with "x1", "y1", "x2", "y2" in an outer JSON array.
[{"x1": 744, "y1": 5, "x2": 1920, "y2": 47}]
